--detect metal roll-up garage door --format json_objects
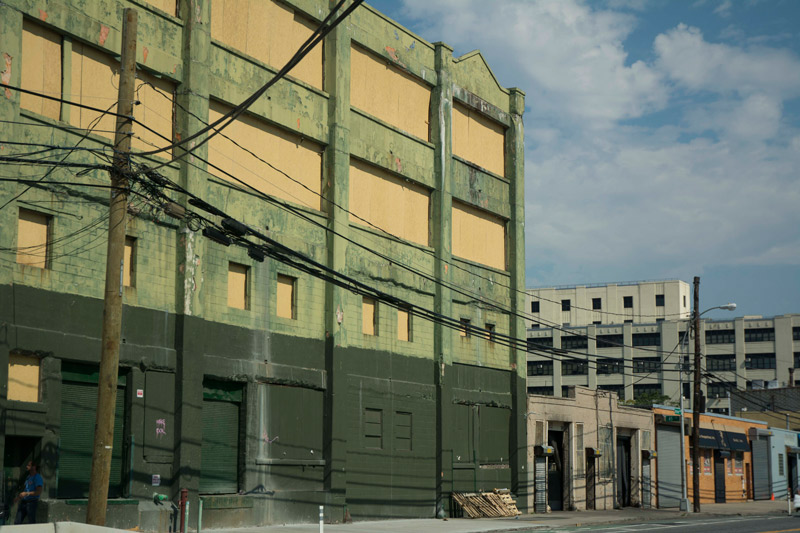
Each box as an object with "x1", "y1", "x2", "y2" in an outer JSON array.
[
  {"x1": 752, "y1": 436, "x2": 771, "y2": 500},
  {"x1": 656, "y1": 425, "x2": 681, "y2": 508},
  {"x1": 200, "y1": 380, "x2": 242, "y2": 494}
]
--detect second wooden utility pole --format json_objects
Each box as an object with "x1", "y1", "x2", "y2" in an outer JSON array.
[
  {"x1": 691, "y1": 275, "x2": 702, "y2": 513},
  {"x1": 87, "y1": 8, "x2": 137, "y2": 525}
]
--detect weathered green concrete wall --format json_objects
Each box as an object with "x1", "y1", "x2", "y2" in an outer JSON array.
[{"x1": 0, "y1": 0, "x2": 527, "y2": 527}]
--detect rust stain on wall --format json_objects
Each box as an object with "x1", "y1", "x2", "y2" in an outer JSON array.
[
  {"x1": 38, "y1": 10, "x2": 48, "y2": 21},
  {"x1": 98, "y1": 25, "x2": 110, "y2": 46},
  {"x1": 143, "y1": 46, "x2": 149, "y2": 63},
  {"x1": 1, "y1": 53, "x2": 12, "y2": 99}
]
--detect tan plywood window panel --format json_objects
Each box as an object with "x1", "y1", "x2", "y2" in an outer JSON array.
[
  {"x1": 208, "y1": 101, "x2": 323, "y2": 210},
  {"x1": 70, "y1": 44, "x2": 174, "y2": 152},
  {"x1": 145, "y1": 0, "x2": 177, "y2": 16},
  {"x1": 451, "y1": 201, "x2": 506, "y2": 271},
  {"x1": 397, "y1": 307, "x2": 411, "y2": 342},
  {"x1": 348, "y1": 159, "x2": 430, "y2": 246},
  {"x1": 362, "y1": 297, "x2": 377, "y2": 336},
  {"x1": 123, "y1": 236, "x2": 136, "y2": 287},
  {"x1": 452, "y1": 103, "x2": 506, "y2": 177},
  {"x1": 8, "y1": 353, "x2": 40, "y2": 402},
  {"x1": 21, "y1": 21, "x2": 62, "y2": 120},
  {"x1": 211, "y1": 0, "x2": 322, "y2": 89},
  {"x1": 227, "y1": 262, "x2": 249, "y2": 310},
  {"x1": 276, "y1": 274, "x2": 296, "y2": 319},
  {"x1": 17, "y1": 209, "x2": 50, "y2": 268},
  {"x1": 350, "y1": 45, "x2": 431, "y2": 140}
]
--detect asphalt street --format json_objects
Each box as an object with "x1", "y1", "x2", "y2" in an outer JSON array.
[{"x1": 535, "y1": 514, "x2": 800, "y2": 533}]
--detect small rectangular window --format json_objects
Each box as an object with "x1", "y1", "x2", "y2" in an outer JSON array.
[
  {"x1": 655, "y1": 294, "x2": 665, "y2": 307},
  {"x1": 227, "y1": 262, "x2": 249, "y2": 310},
  {"x1": 398, "y1": 307, "x2": 411, "y2": 342},
  {"x1": 624, "y1": 319, "x2": 633, "y2": 324},
  {"x1": 276, "y1": 274, "x2": 296, "y2": 319},
  {"x1": 531, "y1": 301, "x2": 540, "y2": 313},
  {"x1": 395, "y1": 411, "x2": 412, "y2": 451},
  {"x1": 17, "y1": 209, "x2": 50, "y2": 268},
  {"x1": 592, "y1": 298, "x2": 602, "y2": 310},
  {"x1": 623, "y1": 296, "x2": 633, "y2": 308},
  {"x1": 485, "y1": 323, "x2": 496, "y2": 344},
  {"x1": 593, "y1": 320, "x2": 602, "y2": 325},
  {"x1": 779, "y1": 453, "x2": 785, "y2": 476},
  {"x1": 460, "y1": 318, "x2": 471, "y2": 338},
  {"x1": 362, "y1": 297, "x2": 377, "y2": 335},
  {"x1": 123, "y1": 236, "x2": 136, "y2": 287},
  {"x1": 561, "y1": 299, "x2": 571, "y2": 312},
  {"x1": 8, "y1": 353, "x2": 40, "y2": 402},
  {"x1": 364, "y1": 408, "x2": 383, "y2": 449}
]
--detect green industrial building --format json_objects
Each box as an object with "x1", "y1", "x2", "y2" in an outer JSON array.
[{"x1": 0, "y1": 0, "x2": 527, "y2": 528}]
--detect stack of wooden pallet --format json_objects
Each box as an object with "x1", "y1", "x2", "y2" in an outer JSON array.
[{"x1": 452, "y1": 489, "x2": 522, "y2": 518}]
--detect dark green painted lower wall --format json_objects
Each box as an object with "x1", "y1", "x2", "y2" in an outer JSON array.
[{"x1": 0, "y1": 284, "x2": 525, "y2": 528}]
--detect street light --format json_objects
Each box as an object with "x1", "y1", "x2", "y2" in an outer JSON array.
[{"x1": 689, "y1": 275, "x2": 737, "y2": 513}]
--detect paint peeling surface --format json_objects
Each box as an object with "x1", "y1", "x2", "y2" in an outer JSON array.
[
  {"x1": 1, "y1": 53, "x2": 11, "y2": 99},
  {"x1": 38, "y1": 10, "x2": 47, "y2": 21},
  {"x1": 98, "y1": 25, "x2": 109, "y2": 46}
]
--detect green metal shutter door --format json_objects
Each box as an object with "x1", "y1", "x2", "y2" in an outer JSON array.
[
  {"x1": 58, "y1": 381, "x2": 125, "y2": 498},
  {"x1": 200, "y1": 399, "x2": 239, "y2": 494}
]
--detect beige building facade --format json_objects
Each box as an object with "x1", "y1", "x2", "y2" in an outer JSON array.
[{"x1": 527, "y1": 387, "x2": 656, "y2": 512}]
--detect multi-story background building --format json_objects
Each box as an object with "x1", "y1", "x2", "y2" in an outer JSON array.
[
  {"x1": 526, "y1": 282, "x2": 800, "y2": 414},
  {"x1": 0, "y1": 0, "x2": 527, "y2": 528}
]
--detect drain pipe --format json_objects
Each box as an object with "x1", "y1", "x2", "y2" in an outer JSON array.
[
  {"x1": 198, "y1": 497, "x2": 203, "y2": 533},
  {"x1": 179, "y1": 488, "x2": 188, "y2": 533},
  {"x1": 319, "y1": 505, "x2": 324, "y2": 533}
]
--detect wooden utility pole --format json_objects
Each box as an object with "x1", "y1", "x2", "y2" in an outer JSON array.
[
  {"x1": 87, "y1": 8, "x2": 137, "y2": 525},
  {"x1": 691, "y1": 276, "x2": 701, "y2": 513}
]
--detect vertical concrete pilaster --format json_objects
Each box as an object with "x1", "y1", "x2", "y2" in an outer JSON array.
[
  {"x1": 431, "y1": 41, "x2": 454, "y2": 515},
  {"x1": 507, "y1": 87, "x2": 528, "y2": 508},
  {"x1": 322, "y1": 1, "x2": 352, "y2": 511},
  {"x1": 734, "y1": 317, "x2": 746, "y2": 390},
  {"x1": 623, "y1": 323, "x2": 633, "y2": 401},
  {"x1": 173, "y1": 0, "x2": 212, "y2": 524}
]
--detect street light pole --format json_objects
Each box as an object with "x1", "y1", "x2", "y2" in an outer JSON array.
[{"x1": 692, "y1": 276, "x2": 701, "y2": 512}]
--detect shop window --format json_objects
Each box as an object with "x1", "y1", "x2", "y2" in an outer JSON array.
[
  {"x1": 276, "y1": 274, "x2": 296, "y2": 319},
  {"x1": 8, "y1": 353, "x2": 40, "y2": 402},
  {"x1": 227, "y1": 262, "x2": 249, "y2": 310},
  {"x1": 123, "y1": 236, "x2": 136, "y2": 287},
  {"x1": 398, "y1": 307, "x2": 411, "y2": 342},
  {"x1": 17, "y1": 209, "x2": 50, "y2": 268},
  {"x1": 362, "y1": 297, "x2": 377, "y2": 335}
]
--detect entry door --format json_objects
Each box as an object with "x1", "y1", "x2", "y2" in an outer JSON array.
[
  {"x1": 548, "y1": 430, "x2": 564, "y2": 511},
  {"x1": 642, "y1": 459, "x2": 652, "y2": 508},
  {"x1": 713, "y1": 451, "x2": 726, "y2": 503},
  {"x1": 586, "y1": 455, "x2": 596, "y2": 510},
  {"x1": 616, "y1": 436, "x2": 631, "y2": 507}
]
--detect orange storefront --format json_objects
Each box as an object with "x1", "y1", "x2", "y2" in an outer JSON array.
[{"x1": 654, "y1": 407, "x2": 768, "y2": 506}]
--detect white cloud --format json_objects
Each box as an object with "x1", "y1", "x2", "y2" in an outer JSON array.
[
  {"x1": 395, "y1": 0, "x2": 800, "y2": 286},
  {"x1": 654, "y1": 24, "x2": 800, "y2": 98},
  {"x1": 400, "y1": 0, "x2": 668, "y2": 127},
  {"x1": 713, "y1": 0, "x2": 733, "y2": 17}
]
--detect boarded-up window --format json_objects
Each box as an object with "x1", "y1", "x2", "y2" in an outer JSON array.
[
  {"x1": 123, "y1": 236, "x2": 136, "y2": 287},
  {"x1": 276, "y1": 274, "x2": 296, "y2": 319},
  {"x1": 349, "y1": 158, "x2": 430, "y2": 246},
  {"x1": 364, "y1": 408, "x2": 383, "y2": 449},
  {"x1": 208, "y1": 101, "x2": 323, "y2": 210},
  {"x1": 452, "y1": 102, "x2": 505, "y2": 176},
  {"x1": 8, "y1": 353, "x2": 40, "y2": 402},
  {"x1": 17, "y1": 208, "x2": 50, "y2": 268},
  {"x1": 451, "y1": 201, "x2": 506, "y2": 270},
  {"x1": 599, "y1": 426, "x2": 613, "y2": 478},
  {"x1": 395, "y1": 411, "x2": 412, "y2": 451},
  {"x1": 211, "y1": 0, "x2": 322, "y2": 89},
  {"x1": 460, "y1": 318, "x2": 471, "y2": 338},
  {"x1": 21, "y1": 20, "x2": 62, "y2": 120},
  {"x1": 350, "y1": 44, "x2": 431, "y2": 140},
  {"x1": 397, "y1": 307, "x2": 411, "y2": 342},
  {"x1": 362, "y1": 297, "x2": 377, "y2": 336},
  {"x1": 70, "y1": 43, "x2": 174, "y2": 152},
  {"x1": 227, "y1": 262, "x2": 249, "y2": 310}
]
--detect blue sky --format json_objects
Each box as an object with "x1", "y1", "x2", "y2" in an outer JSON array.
[{"x1": 367, "y1": 0, "x2": 800, "y2": 320}]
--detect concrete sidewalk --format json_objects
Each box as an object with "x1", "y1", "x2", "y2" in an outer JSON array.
[{"x1": 208, "y1": 499, "x2": 791, "y2": 533}]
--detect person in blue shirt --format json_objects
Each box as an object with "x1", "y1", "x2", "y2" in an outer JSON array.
[{"x1": 14, "y1": 460, "x2": 43, "y2": 524}]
